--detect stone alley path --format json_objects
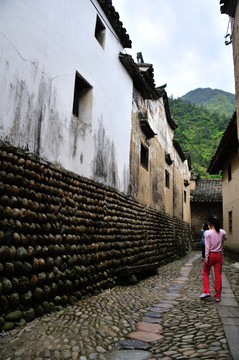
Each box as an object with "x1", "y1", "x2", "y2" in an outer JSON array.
[{"x1": 1, "y1": 251, "x2": 239, "y2": 360}]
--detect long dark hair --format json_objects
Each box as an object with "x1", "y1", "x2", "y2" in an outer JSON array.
[
  {"x1": 208, "y1": 216, "x2": 220, "y2": 233},
  {"x1": 203, "y1": 223, "x2": 209, "y2": 231}
]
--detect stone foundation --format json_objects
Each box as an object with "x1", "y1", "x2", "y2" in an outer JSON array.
[{"x1": 0, "y1": 141, "x2": 192, "y2": 331}]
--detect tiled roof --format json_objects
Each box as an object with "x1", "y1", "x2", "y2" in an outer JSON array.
[
  {"x1": 119, "y1": 53, "x2": 159, "y2": 99},
  {"x1": 207, "y1": 112, "x2": 238, "y2": 174},
  {"x1": 220, "y1": 0, "x2": 237, "y2": 17},
  {"x1": 173, "y1": 139, "x2": 186, "y2": 161},
  {"x1": 98, "y1": 0, "x2": 131, "y2": 48},
  {"x1": 156, "y1": 85, "x2": 178, "y2": 131},
  {"x1": 190, "y1": 178, "x2": 222, "y2": 202}
]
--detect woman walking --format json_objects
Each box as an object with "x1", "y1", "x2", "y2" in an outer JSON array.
[{"x1": 200, "y1": 216, "x2": 227, "y2": 302}]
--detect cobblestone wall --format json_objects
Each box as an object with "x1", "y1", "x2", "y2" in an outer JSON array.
[{"x1": 0, "y1": 141, "x2": 192, "y2": 331}]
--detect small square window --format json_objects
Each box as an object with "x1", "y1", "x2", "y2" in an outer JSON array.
[
  {"x1": 140, "y1": 143, "x2": 148, "y2": 170},
  {"x1": 95, "y1": 15, "x2": 106, "y2": 48},
  {"x1": 72, "y1": 72, "x2": 92, "y2": 125},
  {"x1": 165, "y1": 170, "x2": 170, "y2": 188}
]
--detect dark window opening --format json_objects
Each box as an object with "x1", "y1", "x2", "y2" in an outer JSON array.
[
  {"x1": 95, "y1": 15, "x2": 106, "y2": 48},
  {"x1": 72, "y1": 72, "x2": 92, "y2": 124},
  {"x1": 165, "y1": 170, "x2": 170, "y2": 188},
  {"x1": 140, "y1": 143, "x2": 148, "y2": 170},
  {"x1": 229, "y1": 211, "x2": 232, "y2": 233},
  {"x1": 184, "y1": 190, "x2": 187, "y2": 203},
  {"x1": 228, "y1": 164, "x2": 232, "y2": 181}
]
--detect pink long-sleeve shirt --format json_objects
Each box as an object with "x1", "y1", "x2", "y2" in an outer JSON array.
[{"x1": 204, "y1": 229, "x2": 227, "y2": 261}]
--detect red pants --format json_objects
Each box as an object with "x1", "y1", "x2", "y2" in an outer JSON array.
[{"x1": 202, "y1": 252, "x2": 223, "y2": 298}]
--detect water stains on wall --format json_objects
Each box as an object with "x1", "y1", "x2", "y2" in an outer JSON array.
[{"x1": 93, "y1": 120, "x2": 119, "y2": 189}]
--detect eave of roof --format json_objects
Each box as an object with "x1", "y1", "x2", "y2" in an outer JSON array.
[
  {"x1": 207, "y1": 112, "x2": 238, "y2": 174},
  {"x1": 190, "y1": 178, "x2": 222, "y2": 203},
  {"x1": 220, "y1": 0, "x2": 237, "y2": 17},
  {"x1": 156, "y1": 86, "x2": 178, "y2": 131},
  {"x1": 119, "y1": 53, "x2": 159, "y2": 99},
  {"x1": 98, "y1": 0, "x2": 132, "y2": 48},
  {"x1": 165, "y1": 153, "x2": 173, "y2": 166},
  {"x1": 140, "y1": 118, "x2": 157, "y2": 139},
  {"x1": 184, "y1": 151, "x2": 192, "y2": 171},
  {"x1": 173, "y1": 139, "x2": 186, "y2": 161}
]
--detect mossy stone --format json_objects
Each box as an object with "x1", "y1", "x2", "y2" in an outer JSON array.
[
  {"x1": 19, "y1": 318, "x2": 26, "y2": 327},
  {"x1": 34, "y1": 287, "x2": 44, "y2": 302},
  {"x1": 9, "y1": 292, "x2": 20, "y2": 308},
  {"x1": 6, "y1": 310, "x2": 22, "y2": 322},
  {"x1": 42, "y1": 301, "x2": 51, "y2": 313},
  {"x1": 129, "y1": 275, "x2": 138, "y2": 284},
  {"x1": 1, "y1": 295, "x2": 8, "y2": 312},
  {"x1": 16, "y1": 246, "x2": 28, "y2": 260},
  {"x1": 22, "y1": 308, "x2": 35, "y2": 322},
  {"x1": 3, "y1": 322, "x2": 15, "y2": 332},
  {"x1": 21, "y1": 290, "x2": 33, "y2": 306},
  {"x1": 0, "y1": 246, "x2": 10, "y2": 261},
  {"x1": 4, "y1": 262, "x2": 14, "y2": 275},
  {"x1": 69, "y1": 295, "x2": 77, "y2": 305},
  {"x1": 49, "y1": 302, "x2": 55, "y2": 312},
  {"x1": 35, "y1": 305, "x2": 44, "y2": 317},
  {"x1": 54, "y1": 296, "x2": 62, "y2": 305},
  {"x1": 2, "y1": 278, "x2": 12, "y2": 294},
  {"x1": 0, "y1": 317, "x2": 5, "y2": 327}
]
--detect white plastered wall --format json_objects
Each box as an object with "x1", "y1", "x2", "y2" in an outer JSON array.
[{"x1": 0, "y1": 0, "x2": 133, "y2": 193}]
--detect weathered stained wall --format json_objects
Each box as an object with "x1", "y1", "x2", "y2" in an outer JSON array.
[
  {"x1": 130, "y1": 91, "x2": 171, "y2": 211},
  {"x1": 0, "y1": 142, "x2": 192, "y2": 332},
  {"x1": 130, "y1": 88, "x2": 191, "y2": 221},
  {"x1": 0, "y1": 0, "x2": 132, "y2": 194},
  {"x1": 226, "y1": 2, "x2": 239, "y2": 246},
  {"x1": 172, "y1": 151, "x2": 191, "y2": 222},
  {"x1": 232, "y1": 2, "x2": 239, "y2": 139},
  {"x1": 222, "y1": 153, "x2": 239, "y2": 244}
]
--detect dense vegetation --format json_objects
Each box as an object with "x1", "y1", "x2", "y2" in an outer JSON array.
[
  {"x1": 180, "y1": 88, "x2": 235, "y2": 118},
  {"x1": 168, "y1": 88, "x2": 236, "y2": 176}
]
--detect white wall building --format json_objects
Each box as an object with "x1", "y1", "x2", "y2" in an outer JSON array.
[{"x1": 0, "y1": 0, "x2": 132, "y2": 193}]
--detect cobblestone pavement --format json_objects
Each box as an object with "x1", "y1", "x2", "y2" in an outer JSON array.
[{"x1": 0, "y1": 251, "x2": 238, "y2": 360}]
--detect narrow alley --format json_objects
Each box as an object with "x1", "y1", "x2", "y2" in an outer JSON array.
[{"x1": 1, "y1": 251, "x2": 239, "y2": 360}]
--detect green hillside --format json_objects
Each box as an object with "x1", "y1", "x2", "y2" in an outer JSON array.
[
  {"x1": 168, "y1": 97, "x2": 230, "y2": 176},
  {"x1": 180, "y1": 88, "x2": 235, "y2": 118}
]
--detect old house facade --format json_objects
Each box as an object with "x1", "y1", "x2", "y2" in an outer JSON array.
[
  {"x1": 120, "y1": 53, "x2": 191, "y2": 222},
  {"x1": 207, "y1": 1, "x2": 239, "y2": 252},
  {"x1": 208, "y1": 112, "x2": 238, "y2": 247}
]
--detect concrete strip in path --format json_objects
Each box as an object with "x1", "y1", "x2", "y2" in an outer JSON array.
[
  {"x1": 106, "y1": 349, "x2": 153, "y2": 360},
  {"x1": 217, "y1": 271, "x2": 239, "y2": 360}
]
